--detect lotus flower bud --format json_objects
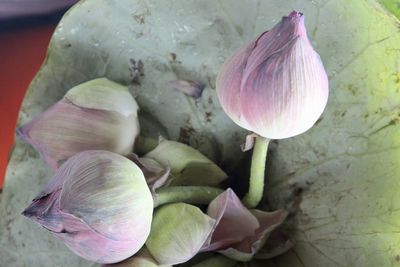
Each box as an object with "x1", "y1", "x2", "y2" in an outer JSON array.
[
  {"x1": 17, "y1": 78, "x2": 140, "y2": 170},
  {"x1": 144, "y1": 140, "x2": 227, "y2": 186},
  {"x1": 217, "y1": 11, "x2": 328, "y2": 139},
  {"x1": 22, "y1": 150, "x2": 153, "y2": 264}
]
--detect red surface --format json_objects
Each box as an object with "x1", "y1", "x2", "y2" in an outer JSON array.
[{"x1": 0, "y1": 25, "x2": 55, "y2": 188}]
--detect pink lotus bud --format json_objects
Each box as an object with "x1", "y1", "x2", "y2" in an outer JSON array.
[
  {"x1": 17, "y1": 78, "x2": 140, "y2": 170},
  {"x1": 22, "y1": 150, "x2": 153, "y2": 264},
  {"x1": 217, "y1": 11, "x2": 328, "y2": 139}
]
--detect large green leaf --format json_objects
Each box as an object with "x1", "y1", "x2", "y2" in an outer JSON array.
[
  {"x1": 1, "y1": 0, "x2": 399, "y2": 266},
  {"x1": 378, "y1": 0, "x2": 400, "y2": 20}
]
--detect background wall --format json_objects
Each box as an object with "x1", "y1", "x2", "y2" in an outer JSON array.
[{"x1": 0, "y1": 3, "x2": 76, "y2": 188}]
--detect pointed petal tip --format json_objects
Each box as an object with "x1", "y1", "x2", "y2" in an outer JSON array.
[
  {"x1": 21, "y1": 208, "x2": 30, "y2": 217},
  {"x1": 16, "y1": 124, "x2": 31, "y2": 143},
  {"x1": 287, "y1": 11, "x2": 303, "y2": 18},
  {"x1": 21, "y1": 205, "x2": 39, "y2": 219},
  {"x1": 281, "y1": 10, "x2": 306, "y2": 37}
]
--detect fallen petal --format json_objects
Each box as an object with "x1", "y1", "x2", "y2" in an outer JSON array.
[
  {"x1": 168, "y1": 79, "x2": 206, "y2": 99},
  {"x1": 219, "y1": 209, "x2": 288, "y2": 261},
  {"x1": 202, "y1": 188, "x2": 259, "y2": 252},
  {"x1": 146, "y1": 203, "x2": 216, "y2": 265},
  {"x1": 173, "y1": 161, "x2": 226, "y2": 186},
  {"x1": 240, "y1": 133, "x2": 259, "y2": 152},
  {"x1": 144, "y1": 140, "x2": 227, "y2": 186},
  {"x1": 254, "y1": 230, "x2": 293, "y2": 259},
  {"x1": 102, "y1": 248, "x2": 172, "y2": 267}
]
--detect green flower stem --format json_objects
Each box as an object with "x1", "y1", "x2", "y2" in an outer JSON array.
[
  {"x1": 242, "y1": 136, "x2": 270, "y2": 208},
  {"x1": 154, "y1": 186, "x2": 224, "y2": 208}
]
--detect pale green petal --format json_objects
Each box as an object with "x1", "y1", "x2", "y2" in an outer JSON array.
[
  {"x1": 65, "y1": 78, "x2": 139, "y2": 117},
  {"x1": 144, "y1": 140, "x2": 212, "y2": 172},
  {"x1": 146, "y1": 203, "x2": 216, "y2": 265},
  {"x1": 102, "y1": 248, "x2": 171, "y2": 267},
  {"x1": 171, "y1": 161, "x2": 227, "y2": 186},
  {"x1": 144, "y1": 140, "x2": 227, "y2": 186}
]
